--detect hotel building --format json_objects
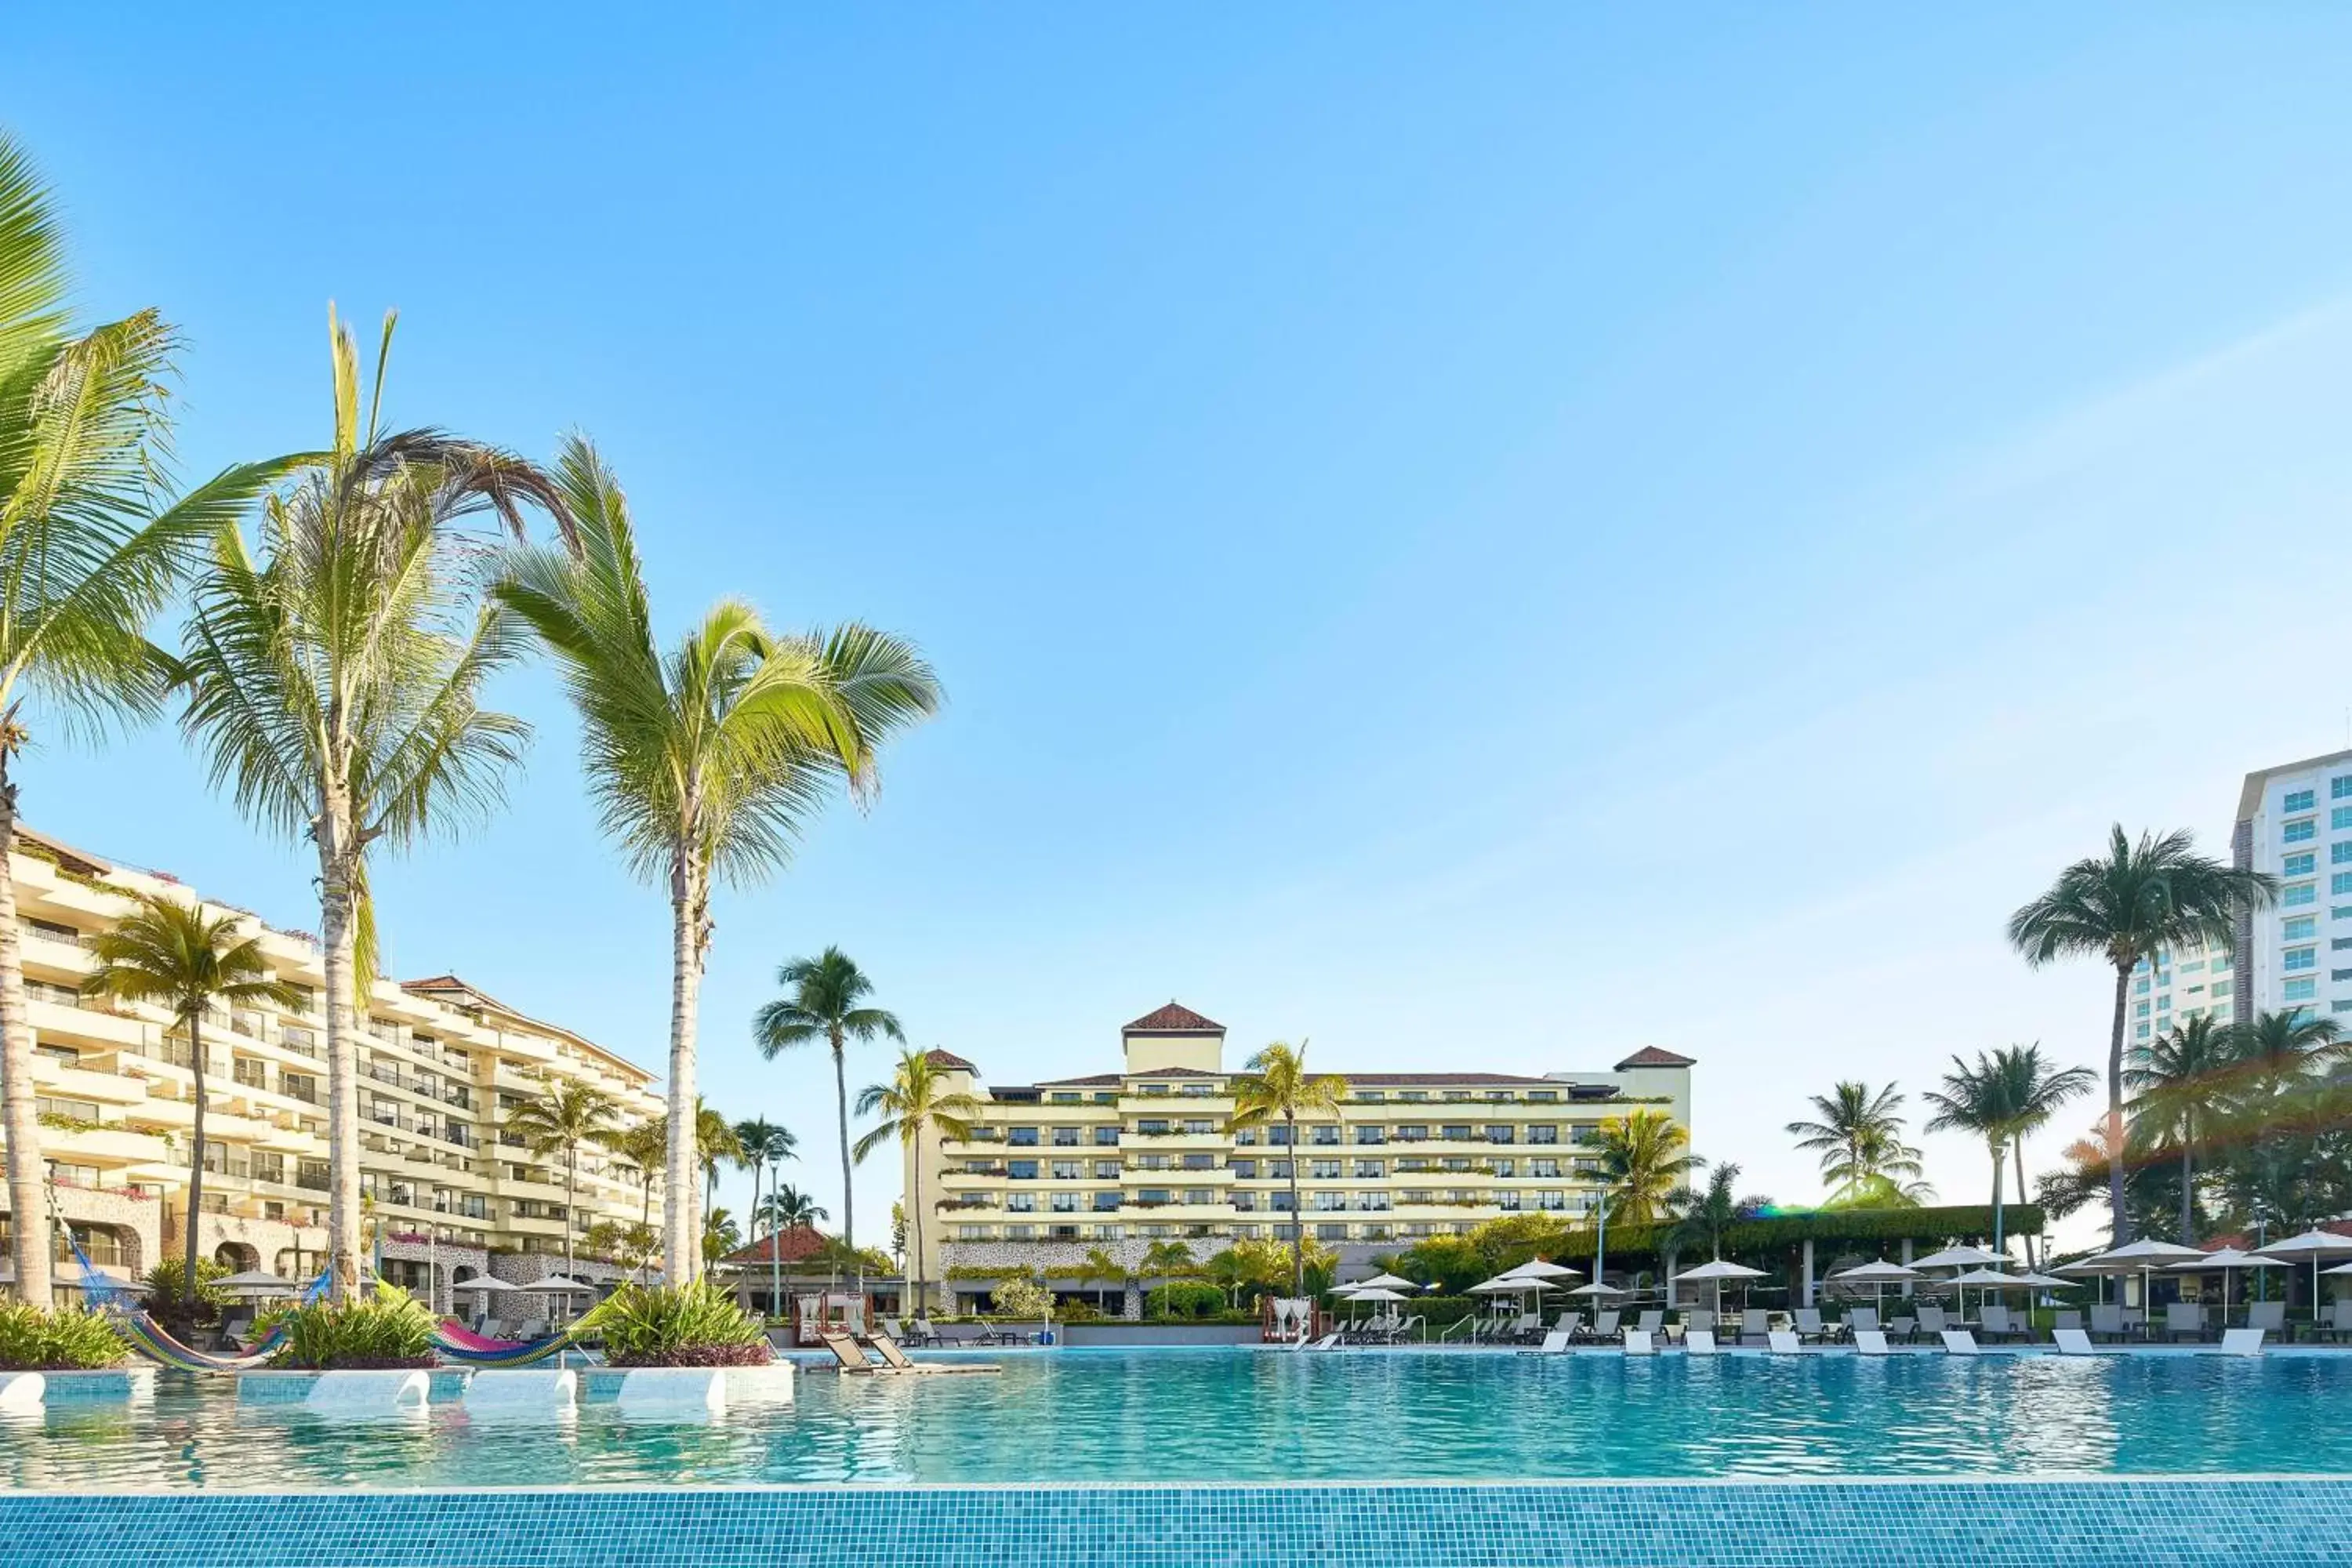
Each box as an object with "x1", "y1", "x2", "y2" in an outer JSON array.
[
  {"x1": 2, "y1": 829, "x2": 664, "y2": 1308},
  {"x1": 2228, "y1": 749, "x2": 2352, "y2": 1028},
  {"x1": 907, "y1": 1002, "x2": 1694, "y2": 1304}
]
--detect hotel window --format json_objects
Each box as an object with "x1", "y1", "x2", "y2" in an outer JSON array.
[
  {"x1": 2286, "y1": 854, "x2": 2318, "y2": 877},
  {"x1": 2134, "y1": 978, "x2": 2150, "y2": 995},
  {"x1": 1441, "y1": 1125, "x2": 1471, "y2": 1142},
  {"x1": 1530, "y1": 1091, "x2": 1559, "y2": 1102},
  {"x1": 1091, "y1": 1192, "x2": 1120, "y2": 1212},
  {"x1": 1051, "y1": 1193, "x2": 1079, "y2": 1213},
  {"x1": 2212, "y1": 981, "x2": 2233, "y2": 998},
  {"x1": 2286, "y1": 947, "x2": 2317, "y2": 972},
  {"x1": 1536, "y1": 1192, "x2": 1566, "y2": 1211},
  {"x1": 1006, "y1": 1225, "x2": 1036, "y2": 1240},
  {"x1": 1400, "y1": 1091, "x2": 1428, "y2": 1103},
  {"x1": 1135, "y1": 1120, "x2": 1168, "y2": 1135},
  {"x1": 1353, "y1": 1160, "x2": 1385, "y2": 1178},
  {"x1": 2337, "y1": 1000, "x2": 2352, "y2": 1014},
  {"x1": 957, "y1": 1225, "x2": 990, "y2": 1240},
  {"x1": 1182, "y1": 1120, "x2": 1215, "y2": 1135},
  {"x1": 1006, "y1": 1193, "x2": 1035, "y2": 1213},
  {"x1": 1316, "y1": 1225, "x2": 1348, "y2": 1241},
  {"x1": 2336, "y1": 776, "x2": 2352, "y2": 800},
  {"x1": 1310, "y1": 1160, "x2": 1341, "y2": 1180},
  {"x1": 2336, "y1": 841, "x2": 2352, "y2": 865},
  {"x1": 1051, "y1": 1092, "x2": 1080, "y2": 1104},
  {"x1": 1232, "y1": 1194, "x2": 1257, "y2": 1212},
  {"x1": 1496, "y1": 1192, "x2": 1522, "y2": 1211},
  {"x1": 1051, "y1": 1127, "x2": 1080, "y2": 1145},
  {"x1": 1269, "y1": 1160, "x2": 1293, "y2": 1179},
  {"x1": 2134, "y1": 1022, "x2": 2151, "y2": 1040},
  {"x1": 1093, "y1": 1160, "x2": 1120, "y2": 1178},
  {"x1": 2286, "y1": 882, "x2": 2318, "y2": 907},
  {"x1": 2285, "y1": 818, "x2": 2318, "y2": 844},
  {"x1": 1007, "y1": 1127, "x2": 1039, "y2": 1146},
  {"x1": 1492, "y1": 1159, "x2": 1515, "y2": 1177},
  {"x1": 1094, "y1": 1127, "x2": 1120, "y2": 1145},
  {"x1": 1185, "y1": 1188, "x2": 1214, "y2": 1204},
  {"x1": 2336, "y1": 808, "x2": 2352, "y2": 831},
  {"x1": 2285, "y1": 978, "x2": 2317, "y2": 1002},
  {"x1": 1137, "y1": 1085, "x2": 1167, "y2": 1097},
  {"x1": 2286, "y1": 917, "x2": 2318, "y2": 941},
  {"x1": 1531, "y1": 1159, "x2": 1562, "y2": 1178},
  {"x1": 1182, "y1": 1153, "x2": 1214, "y2": 1171},
  {"x1": 2134, "y1": 1001, "x2": 2150, "y2": 1018},
  {"x1": 1356, "y1": 1091, "x2": 1385, "y2": 1103},
  {"x1": 1484, "y1": 1126, "x2": 1515, "y2": 1144},
  {"x1": 1269, "y1": 1192, "x2": 1293, "y2": 1210},
  {"x1": 1529, "y1": 1126, "x2": 1559, "y2": 1145},
  {"x1": 1325, "y1": 1127, "x2": 1355, "y2": 1145},
  {"x1": 1050, "y1": 1161, "x2": 1080, "y2": 1180},
  {"x1": 1007, "y1": 1160, "x2": 1038, "y2": 1180},
  {"x1": 1094, "y1": 1093, "x2": 1117, "y2": 1105},
  {"x1": 1229, "y1": 1160, "x2": 1256, "y2": 1178},
  {"x1": 2287, "y1": 790, "x2": 2317, "y2": 812}
]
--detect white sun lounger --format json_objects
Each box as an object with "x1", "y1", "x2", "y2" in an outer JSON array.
[
  {"x1": 2052, "y1": 1327, "x2": 2097, "y2": 1356},
  {"x1": 1519, "y1": 1330, "x2": 1571, "y2": 1356},
  {"x1": 1622, "y1": 1328, "x2": 1656, "y2": 1356},
  {"x1": 1852, "y1": 1330, "x2": 1889, "y2": 1356},
  {"x1": 1302, "y1": 1333, "x2": 1341, "y2": 1352},
  {"x1": 2220, "y1": 1328, "x2": 2266, "y2": 1357},
  {"x1": 1767, "y1": 1330, "x2": 1801, "y2": 1356},
  {"x1": 1683, "y1": 1329, "x2": 1717, "y2": 1356},
  {"x1": 1940, "y1": 1329, "x2": 1980, "y2": 1356}
]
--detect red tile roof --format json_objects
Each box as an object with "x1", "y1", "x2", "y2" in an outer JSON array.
[
  {"x1": 1123, "y1": 1001, "x2": 1224, "y2": 1033},
  {"x1": 1035, "y1": 1073, "x2": 1123, "y2": 1087},
  {"x1": 924, "y1": 1048, "x2": 978, "y2": 1072},
  {"x1": 1614, "y1": 1046, "x2": 1697, "y2": 1069},
  {"x1": 1340, "y1": 1072, "x2": 1562, "y2": 1087},
  {"x1": 721, "y1": 1225, "x2": 834, "y2": 1266}
]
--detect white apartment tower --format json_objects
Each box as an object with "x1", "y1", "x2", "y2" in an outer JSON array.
[{"x1": 2227, "y1": 749, "x2": 2352, "y2": 1029}]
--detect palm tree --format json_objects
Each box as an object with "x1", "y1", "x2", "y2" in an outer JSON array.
[
  {"x1": 0, "y1": 137, "x2": 296, "y2": 1302},
  {"x1": 757, "y1": 1185, "x2": 826, "y2": 1233},
  {"x1": 2009, "y1": 826, "x2": 2275, "y2": 1243},
  {"x1": 1590, "y1": 1107, "x2": 1698, "y2": 1225},
  {"x1": 753, "y1": 948, "x2": 905, "y2": 1286},
  {"x1": 2229, "y1": 1008, "x2": 2346, "y2": 1102},
  {"x1": 702, "y1": 1207, "x2": 740, "y2": 1265},
  {"x1": 1784, "y1": 1082, "x2": 1921, "y2": 1203},
  {"x1": 851, "y1": 1047, "x2": 980, "y2": 1313},
  {"x1": 495, "y1": 437, "x2": 939, "y2": 1283},
  {"x1": 1664, "y1": 1163, "x2": 1744, "y2": 1262},
  {"x1": 598, "y1": 1117, "x2": 669, "y2": 1279},
  {"x1": 176, "y1": 310, "x2": 570, "y2": 1300},
  {"x1": 1227, "y1": 1040, "x2": 1348, "y2": 1297},
  {"x1": 1984, "y1": 1044, "x2": 2094, "y2": 1265},
  {"x1": 695, "y1": 1103, "x2": 742, "y2": 1221},
  {"x1": 1922, "y1": 1051, "x2": 2031, "y2": 1256},
  {"x1": 2127, "y1": 1014, "x2": 2236, "y2": 1243},
  {"x1": 78, "y1": 895, "x2": 303, "y2": 1303},
  {"x1": 731, "y1": 1117, "x2": 786, "y2": 1239},
  {"x1": 504, "y1": 1082, "x2": 620, "y2": 1279}
]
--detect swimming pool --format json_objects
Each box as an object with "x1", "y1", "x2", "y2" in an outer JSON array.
[{"x1": 5, "y1": 1346, "x2": 2352, "y2": 1492}]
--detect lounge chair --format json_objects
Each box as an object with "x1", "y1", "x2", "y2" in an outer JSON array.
[
  {"x1": 2247, "y1": 1301, "x2": 2287, "y2": 1338},
  {"x1": 1766, "y1": 1330, "x2": 1801, "y2": 1355},
  {"x1": 1792, "y1": 1308, "x2": 1833, "y2": 1342},
  {"x1": 1518, "y1": 1330, "x2": 1572, "y2": 1357},
  {"x1": 1888, "y1": 1315, "x2": 1918, "y2": 1344},
  {"x1": 818, "y1": 1329, "x2": 883, "y2": 1374},
  {"x1": 2315, "y1": 1300, "x2": 2352, "y2": 1343},
  {"x1": 880, "y1": 1316, "x2": 905, "y2": 1341},
  {"x1": 1915, "y1": 1306, "x2": 1948, "y2": 1337},
  {"x1": 1634, "y1": 1309, "x2": 1664, "y2": 1336},
  {"x1": 1847, "y1": 1306, "x2": 1881, "y2": 1335},
  {"x1": 1737, "y1": 1308, "x2": 1770, "y2": 1345},
  {"x1": 2089, "y1": 1304, "x2": 2127, "y2": 1342},
  {"x1": 1682, "y1": 1309, "x2": 1715, "y2": 1341},
  {"x1": 2165, "y1": 1302, "x2": 2205, "y2": 1342},
  {"x1": 1583, "y1": 1309, "x2": 1621, "y2": 1343},
  {"x1": 2220, "y1": 1327, "x2": 2266, "y2": 1357},
  {"x1": 2051, "y1": 1309, "x2": 2082, "y2": 1333},
  {"x1": 1622, "y1": 1328, "x2": 1656, "y2": 1356},
  {"x1": 1552, "y1": 1312, "x2": 1583, "y2": 1341},
  {"x1": 2052, "y1": 1328, "x2": 2097, "y2": 1356},
  {"x1": 1977, "y1": 1305, "x2": 2022, "y2": 1342},
  {"x1": 1852, "y1": 1330, "x2": 1889, "y2": 1356},
  {"x1": 864, "y1": 1330, "x2": 1002, "y2": 1376},
  {"x1": 1683, "y1": 1329, "x2": 1717, "y2": 1356},
  {"x1": 1307, "y1": 1332, "x2": 1343, "y2": 1351},
  {"x1": 1940, "y1": 1329, "x2": 1980, "y2": 1356}
]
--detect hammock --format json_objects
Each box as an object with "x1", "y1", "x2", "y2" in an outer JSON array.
[
  {"x1": 121, "y1": 1313, "x2": 289, "y2": 1374},
  {"x1": 430, "y1": 1320, "x2": 579, "y2": 1367}
]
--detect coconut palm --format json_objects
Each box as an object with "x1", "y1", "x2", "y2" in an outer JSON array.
[
  {"x1": 851, "y1": 1047, "x2": 981, "y2": 1313},
  {"x1": 2126, "y1": 1014, "x2": 2236, "y2": 1244},
  {"x1": 0, "y1": 137, "x2": 296, "y2": 1301},
  {"x1": 702, "y1": 1207, "x2": 741, "y2": 1265},
  {"x1": 1784, "y1": 1082, "x2": 1921, "y2": 1203},
  {"x1": 1226, "y1": 1040, "x2": 1348, "y2": 1298},
  {"x1": 176, "y1": 310, "x2": 570, "y2": 1300},
  {"x1": 504, "y1": 1082, "x2": 620, "y2": 1279},
  {"x1": 1663, "y1": 1163, "x2": 1745, "y2": 1262},
  {"x1": 2008, "y1": 826, "x2": 2275, "y2": 1243},
  {"x1": 598, "y1": 1117, "x2": 670, "y2": 1279},
  {"x1": 495, "y1": 437, "x2": 939, "y2": 1283},
  {"x1": 753, "y1": 949, "x2": 905, "y2": 1287},
  {"x1": 757, "y1": 1185, "x2": 826, "y2": 1233},
  {"x1": 1984, "y1": 1044, "x2": 2094, "y2": 1265},
  {"x1": 78, "y1": 895, "x2": 303, "y2": 1303},
  {"x1": 2228, "y1": 1008, "x2": 2346, "y2": 1102},
  {"x1": 1589, "y1": 1107, "x2": 1698, "y2": 1225},
  {"x1": 734, "y1": 1120, "x2": 799, "y2": 1235},
  {"x1": 695, "y1": 1102, "x2": 743, "y2": 1221}
]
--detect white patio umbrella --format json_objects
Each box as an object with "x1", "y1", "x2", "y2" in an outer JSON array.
[
  {"x1": 1567, "y1": 1281, "x2": 1628, "y2": 1298},
  {"x1": 453, "y1": 1274, "x2": 521, "y2": 1293},
  {"x1": 1828, "y1": 1258, "x2": 1922, "y2": 1316},
  {"x1": 2167, "y1": 1247, "x2": 2281, "y2": 1326},
  {"x1": 1348, "y1": 1272, "x2": 1420, "y2": 1292},
  {"x1": 1503, "y1": 1259, "x2": 1581, "y2": 1282},
  {"x1": 2256, "y1": 1230, "x2": 2352, "y2": 1327},
  {"x1": 1675, "y1": 1258, "x2": 1766, "y2": 1317},
  {"x1": 2079, "y1": 1239, "x2": 2205, "y2": 1336},
  {"x1": 1944, "y1": 1266, "x2": 2034, "y2": 1322},
  {"x1": 1910, "y1": 1245, "x2": 2006, "y2": 1272}
]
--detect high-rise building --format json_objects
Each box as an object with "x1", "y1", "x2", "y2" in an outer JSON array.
[
  {"x1": 2, "y1": 829, "x2": 664, "y2": 1308},
  {"x1": 903, "y1": 1001, "x2": 1694, "y2": 1312},
  {"x1": 2227, "y1": 748, "x2": 2352, "y2": 1029}
]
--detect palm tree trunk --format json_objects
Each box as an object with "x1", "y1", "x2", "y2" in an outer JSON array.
[
  {"x1": 318, "y1": 817, "x2": 364, "y2": 1304},
  {"x1": 1285, "y1": 1109, "x2": 1303, "y2": 1298},
  {"x1": 2010, "y1": 1138, "x2": 2034, "y2": 1269},
  {"x1": 833, "y1": 1031, "x2": 856, "y2": 1293},
  {"x1": 768, "y1": 1156, "x2": 781, "y2": 1317},
  {"x1": 2107, "y1": 962, "x2": 2132, "y2": 1245},
  {"x1": 0, "y1": 770, "x2": 51, "y2": 1306},
  {"x1": 663, "y1": 847, "x2": 702, "y2": 1286},
  {"x1": 911, "y1": 1138, "x2": 926, "y2": 1315},
  {"x1": 186, "y1": 1012, "x2": 208, "y2": 1305},
  {"x1": 564, "y1": 1143, "x2": 578, "y2": 1278},
  {"x1": 1988, "y1": 1138, "x2": 2005, "y2": 1255},
  {"x1": 2180, "y1": 1126, "x2": 2194, "y2": 1246}
]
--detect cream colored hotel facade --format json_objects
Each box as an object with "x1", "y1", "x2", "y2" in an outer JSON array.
[
  {"x1": 905, "y1": 1003, "x2": 1694, "y2": 1305},
  {"x1": 0, "y1": 830, "x2": 663, "y2": 1308}
]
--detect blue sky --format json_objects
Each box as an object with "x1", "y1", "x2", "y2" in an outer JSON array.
[{"x1": 6, "y1": 8, "x2": 2352, "y2": 1246}]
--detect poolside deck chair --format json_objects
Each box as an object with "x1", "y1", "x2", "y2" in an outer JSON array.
[
  {"x1": 1518, "y1": 1330, "x2": 1572, "y2": 1357},
  {"x1": 2052, "y1": 1328, "x2": 2097, "y2": 1356},
  {"x1": 1939, "y1": 1329, "x2": 1980, "y2": 1356},
  {"x1": 1915, "y1": 1306, "x2": 1948, "y2": 1336},
  {"x1": 1306, "y1": 1333, "x2": 1343, "y2": 1351},
  {"x1": 1852, "y1": 1330, "x2": 1889, "y2": 1357},
  {"x1": 865, "y1": 1330, "x2": 1002, "y2": 1376},
  {"x1": 2219, "y1": 1327, "x2": 2266, "y2": 1357},
  {"x1": 2316, "y1": 1300, "x2": 2352, "y2": 1343},
  {"x1": 1738, "y1": 1308, "x2": 1770, "y2": 1345},
  {"x1": 1977, "y1": 1305, "x2": 2021, "y2": 1342},
  {"x1": 1552, "y1": 1312, "x2": 1583, "y2": 1341},
  {"x1": 1792, "y1": 1308, "x2": 1833, "y2": 1343},
  {"x1": 1634, "y1": 1309, "x2": 1664, "y2": 1337},
  {"x1": 1683, "y1": 1329, "x2": 1717, "y2": 1356},
  {"x1": 818, "y1": 1329, "x2": 883, "y2": 1374},
  {"x1": 1583, "y1": 1309, "x2": 1621, "y2": 1343},
  {"x1": 1622, "y1": 1328, "x2": 1656, "y2": 1356},
  {"x1": 2246, "y1": 1301, "x2": 2286, "y2": 1338},
  {"x1": 2089, "y1": 1304, "x2": 2126, "y2": 1342},
  {"x1": 1682, "y1": 1308, "x2": 1715, "y2": 1340},
  {"x1": 2051, "y1": 1309, "x2": 2083, "y2": 1333},
  {"x1": 1766, "y1": 1330, "x2": 1801, "y2": 1356},
  {"x1": 1847, "y1": 1306, "x2": 1880, "y2": 1335},
  {"x1": 1887, "y1": 1315, "x2": 1917, "y2": 1344},
  {"x1": 2165, "y1": 1302, "x2": 2206, "y2": 1342}
]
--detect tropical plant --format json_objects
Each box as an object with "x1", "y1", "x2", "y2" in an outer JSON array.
[
  {"x1": 1589, "y1": 1107, "x2": 1698, "y2": 1225},
  {"x1": 0, "y1": 136, "x2": 296, "y2": 1302},
  {"x1": 1984, "y1": 1043, "x2": 2095, "y2": 1265},
  {"x1": 732, "y1": 1117, "x2": 797, "y2": 1242},
  {"x1": 79, "y1": 895, "x2": 303, "y2": 1302},
  {"x1": 851, "y1": 1047, "x2": 979, "y2": 1312},
  {"x1": 265, "y1": 1283, "x2": 435, "y2": 1369},
  {"x1": 176, "y1": 310, "x2": 570, "y2": 1300},
  {"x1": 1144, "y1": 1281, "x2": 1225, "y2": 1319},
  {"x1": 1140, "y1": 1240, "x2": 1198, "y2": 1279},
  {"x1": 992, "y1": 1276, "x2": 1053, "y2": 1319},
  {"x1": 1663, "y1": 1163, "x2": 1744, "y2": 1261},
  {"x1": 0, "y1": 1304, "x2": 126, "y2": 1370},
  {"x1": 1922, "y1": 1050, "x2": 2061, "y2": 1257},
  {"x1": 581, "y1": 1279, "x2": 769, "y2": 1367},
  {"x1": 2125, "y1": 1014, "x2": 2237, "y2": 1243},
  {"x1": 757, "y1": 1184, "x2": 826, "y2": 1234},
  {"x1": 2008, "y1": 826, "x2": 2275, "y2": 1242},
  {"x1": 141, "y1": 1255, "x2": 231, "y2": 1327},
  {"x1": 496, "y1": 437, "x2": 939, "y2": 1283},
  {"x1": 1784, "y1": 1082, "x2": 1922, "y2": 1203},
  {"x1": 503, "y1": 1083, "x2": 620, "y2": 1279},
  {"x1": 599, "y1": 1116, "x2": 670, "y2": 1276},
  {"x1": 1227, "y1": 1040, "x2": 1348, "y2": 1297},
  {"x1": 702, "y1": 1207, "x2": 741, "y2": 1265},
  {"x1": 753, "y1": 948, "x2": 904, "y2": 1285},
  {"x1": 2228, "y1": 1008, "x2": 2346, "y2": 1102}
]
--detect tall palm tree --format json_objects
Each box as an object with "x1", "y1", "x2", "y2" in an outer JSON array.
[
  {"x1": 851, "y1": 1047, "x2": 980, "y2": 1313},
  {"x1": 753, "y1": 948, "x2": 904, "y2": 1283},
  {"x1": 731, "y1": 1117, "x2": 784, "y2": 1239},
  {"x1": 1922, "y1": 1051, "x2": 2026, "y2": 1255},
  {"x1": 1590, "y1": 1107, "x2": 1698, "y2": 1225},
  {"x1": 79, "y1": 895, "x2": 302, "y2": 1303},
  {"x1": 504, "y1": 1081, "x2": 620, "y2": 1279},
  {"x1": 1664, "y1": 1163, "x2": 1741, "y2": 1262},
  {"x1": 735, "y1": 1118, "x2": 797, "y2": 1316},
  {"x1": 0, "y1": 136, "x2": 295, "y2": 1302},
  {"x1": 758, "y1": 1185, "x2": 825, "y2": 1232},
  {"x1": 2008, "y1": 826, "x2": 2274, "y2": 1243},
  {"x1": 2127, "y1": 1014, "x2": 2236, "y2": 1244},
  {"x1": 495, "y1": 437, "x2": 939, "y2": 1283},
  {"x1": 702, "y1": 1207, "x2": 740, "y2": 1265},
  {"x1": 1983, "y1": 1044, "x2": 2095, "y2": 1265},
  {"x1": 1784, "y1": 1082, "x2": 1921, "y2": 1203},
  {"x1": 176, "y1": 309, "x2": 570, "y2": 1300},
  {"x1": 695, "y1": 1102, "x2": 743, "y2": 1221},
  {"x1": 598, "y1": 1117, "x2": 669, "y2": 1279},
  {"x1": 1227, "y1": 1040, "x2": 1348, "y2": 1298},
  {"x1": 2229, "y1": 1008, "x2": 2346, "y2": 1102}
]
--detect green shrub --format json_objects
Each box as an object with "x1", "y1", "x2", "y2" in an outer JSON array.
[
  {"x1": 266, "y1": 1283, "x2": 436, "y2": 1370},
  {"x1": 143, "y1": 1258, "x2": 233, "y2": 1333},
  {"x1": 0, "y1": 1305, "x2": 129, "y2": 1370},
  {"x1": 990, "y1": 1276, "x2": 1054, "y2": 1318},
  {"x1": 1144, "y1": 1281, "x2": 1225, "y2": 1319},
  {"x1": 581, "y1": 1281, "x2": 770, "y2": 1367}
]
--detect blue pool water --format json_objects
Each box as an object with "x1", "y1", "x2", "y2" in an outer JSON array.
[{"x1": 7, "y1": 1347, "x2": 2352, "y2": 1493}]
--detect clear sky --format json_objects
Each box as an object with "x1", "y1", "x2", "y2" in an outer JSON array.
[{"x1": 6, "y1": 8, "x2": 2352, "y2": 1248}]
